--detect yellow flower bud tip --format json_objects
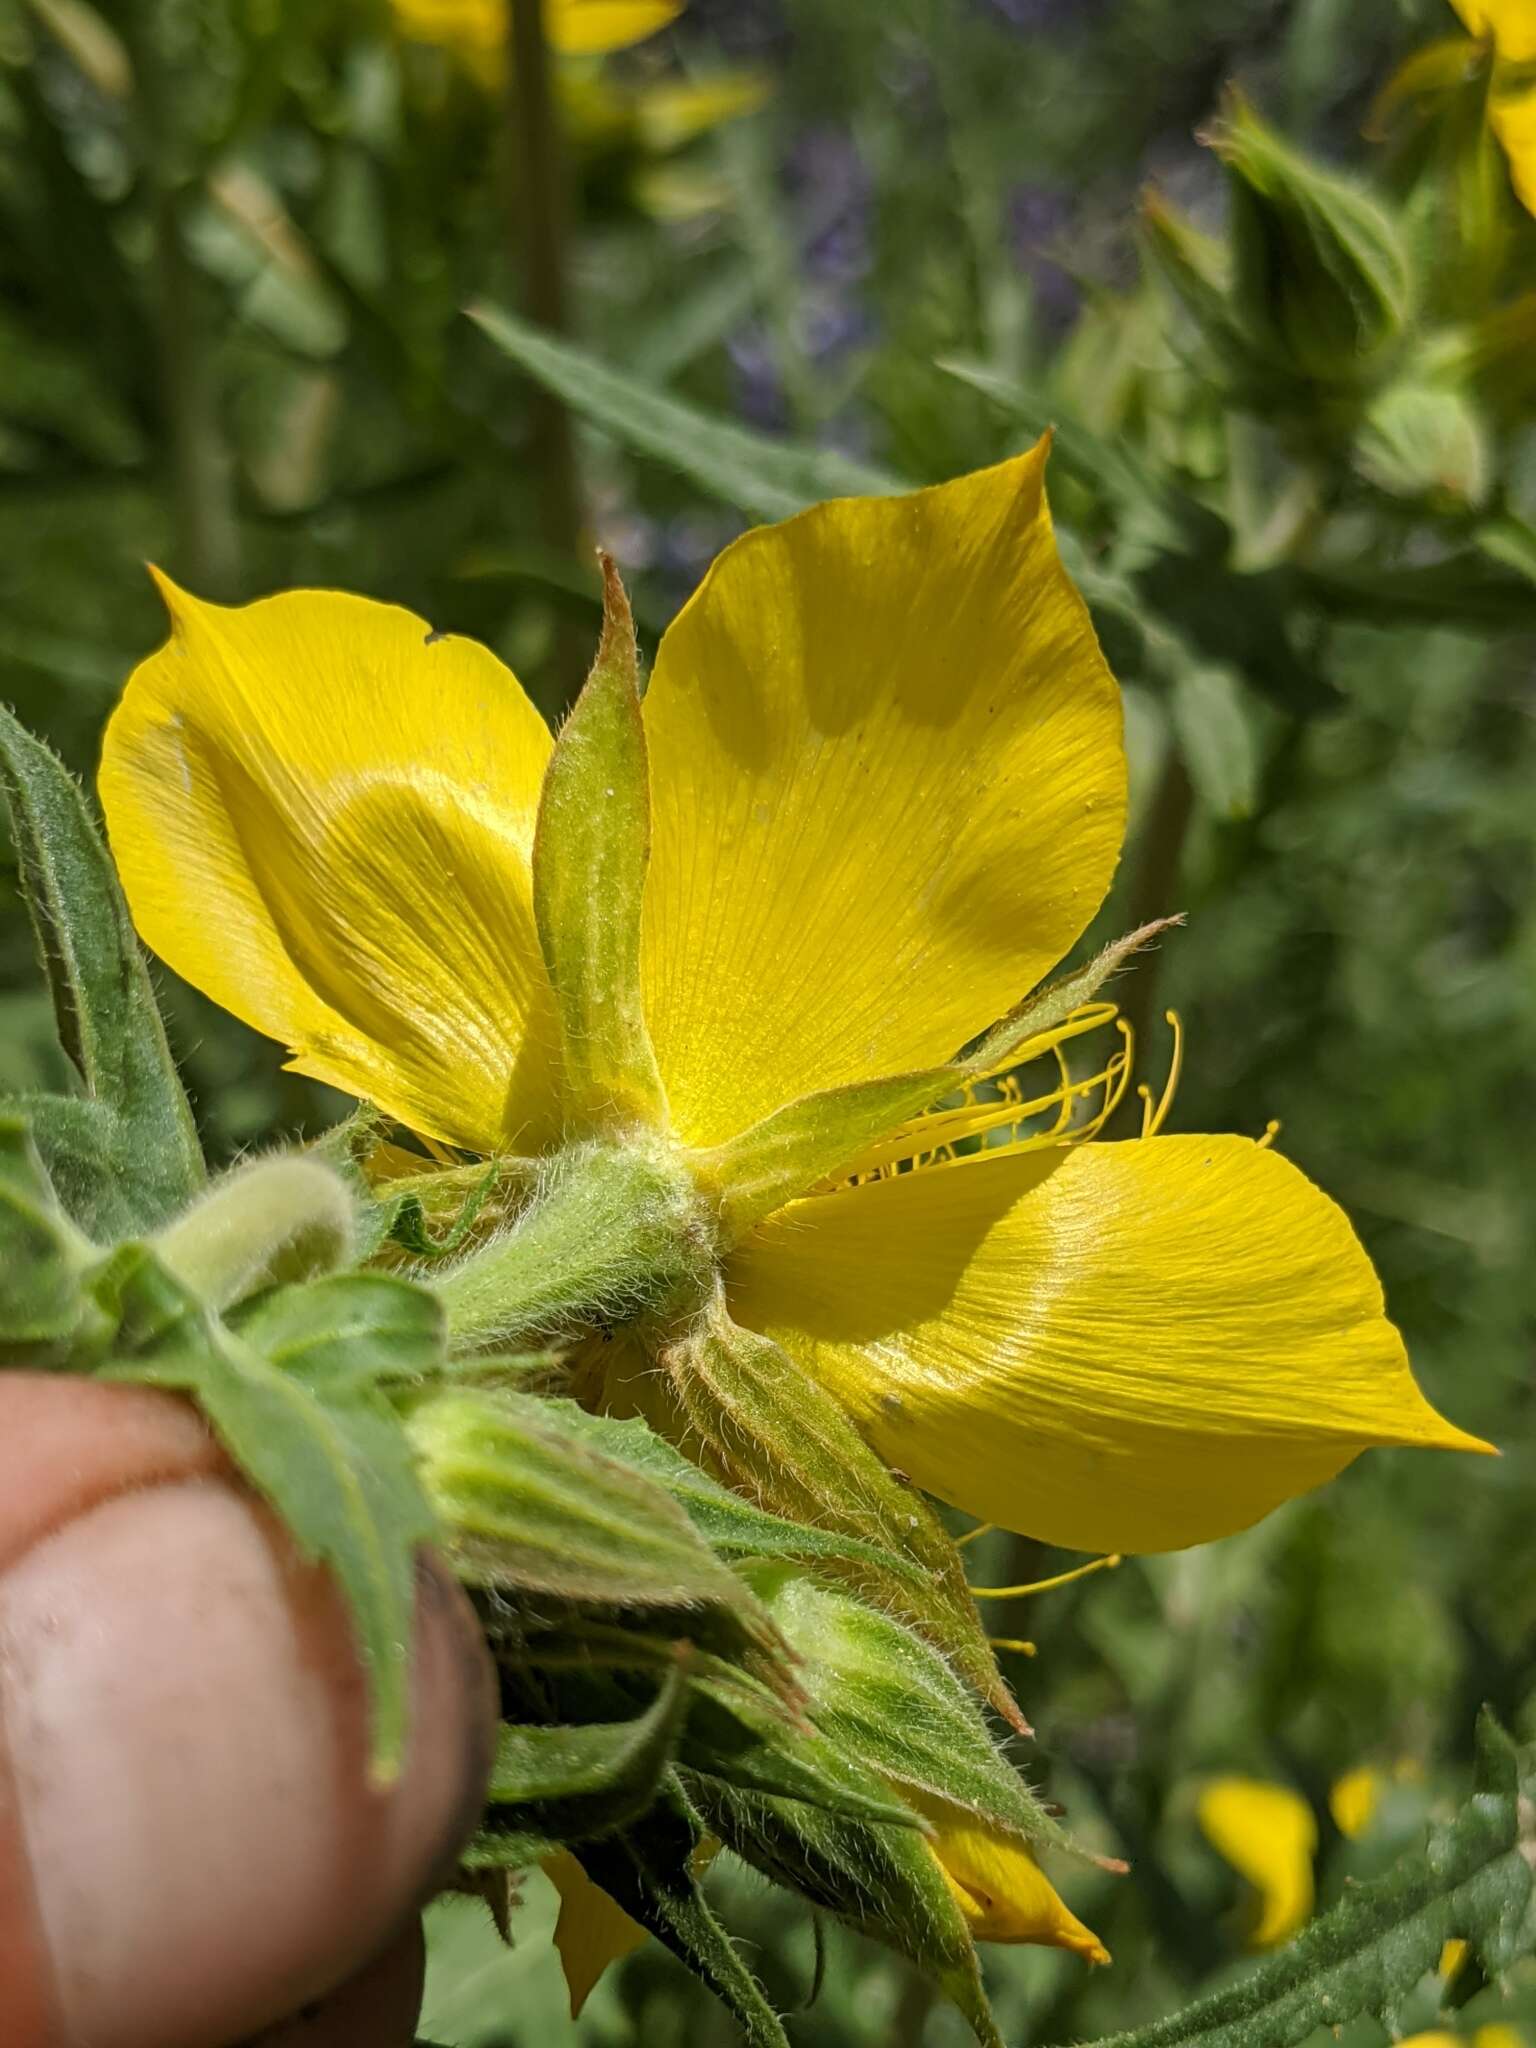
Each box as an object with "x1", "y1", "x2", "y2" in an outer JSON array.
[
  {"x1": 912, "y1": 1797, "x2": 1112, "y2": 1964},
  {"x1": 1439, "y1": 1936, "x2": 1471, "y2": 1979}
]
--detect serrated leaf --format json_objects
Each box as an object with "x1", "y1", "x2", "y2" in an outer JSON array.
[
  {"x1": 755, "y1": 1569, "x2": 1070, "y2": 1859},
  {"x1": 661, "y1": 1297, "x2": 1027, "y2": 1732},
  {"x1": 403, "y1": 1387, "x2": 789, "y2": 1679},
  {"x1": 469, "y1": 304, "x2": 900, "y2": 524},
  {"x1": 574, "y1": 1781, "x2": 791, "y2": 2048},
  {"x1": 533, "y1": 558, "x2": 665, "y2": 1131},
  {"x1": 94, "y1": 1245, "x2": 437, "y2": 1784},
  {"x1": 1080, "y1": 1714, "x2": 1533, "y2": 2048},
  {"x1": 692, "y1": 1776, "x2": 1001, "y2": 2048},
  {"x1": 0, "y1": 704, "x2": 202, "y2": 1233},
  {"x1": 1170, "y1": 663, "x2": 1260, "y2": 821},
  {"x1": 0, "y1": 1112, "x2": 103, "y2": 1357}
]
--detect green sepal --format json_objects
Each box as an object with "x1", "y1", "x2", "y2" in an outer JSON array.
[
  {"x1": 94, "y1": 1245, "x2": 439, "y2": 1785},
  {"x1": 469, "y1": 1654, "x2": 693, "y2": 1867},
  {"x1": 753, "y1": 1568, "x2": 1072, "y2": 1860},
  {"x1": 0, "y1": 1113, "x2": 107, "y2": 1359},
  {"x1": 659, "y1": 1295, "x2": 1027, "y2": 1733},
  {"x1": 230, "y1": 1271, "x2": 443, "y2": 1394},
  {"x1": 1079, "y1": 1713, "x2": 1533, "y2": 2048},
  {"x1": 683, "y1": 1670, "x2": 926, "y2": 1829},
  {"x1": 573, "y1": 1780, "x2": 792, "y2": 2048},
  {"x1": 152, "y1": 1155, "x2": 356, "y2": 1311},
  {"x1": 689, "y1": 1776, "x2": 1002, "y2": 2048},
  {"x1": 695, "y1": 923, "x2": 1173, "y2": 1234},
  {"x1": 532, "y1": 556, "x2": 667, "y2": 1134},
  {"x1": 1213, "y1": 92, "x2": 1413, "y2": 396},
  {"x1": 525, "y1": 1393, "x2": 927, "y2": 1583},
  {"x1": 402, "y1": 1385, "x2": 791, "y2": 1682},
  {"x1": 0, "y1": 704, "x2": 203, "y2": 1236}
]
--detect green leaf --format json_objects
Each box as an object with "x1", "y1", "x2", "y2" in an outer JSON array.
[
  {"x1": 0, "y1": 704, "x2": 202, "y2": 1233},
  {"x1": 468, "y1": 1655, "x2": 692, "y2": 1867},
  {"x1": 574, "y1": 1783, "x2": 791, "y2": 2048},
  {"x1": 96, "y1": 1245, "x2": 437, "y2": 1785},
  {"x1": 1170, "y1": 664, "x2": 1260, "y2": 821},
  {"x1": 0, "y1": 1112, "x2": 104, "y2": 1358},
  {"x1": 469, "y1": 304, "x2": 901, "y2": 524},
  {"x1": 232, "y1": 1271, "x2": 443, "y2": 1396},
  {"x1": 692, "y1": 1776, "x2": 1002, "y2": 2048},
  {"x1": 532, "y1": 558, "x2": 666, "y2": 1131},
  {"x1": 1080, "y1": 1714, "x2": 1534, "y2": 2048},
  {"x1": 403, "y1": 1386, "x2": 788, "y2": 1678},
  {"x1": 660, "y1": 1296, "x2": 1027, "y2": 1735},
  {"x1": 753, "y1": 1569, "x2": 1070, "y2": 1860}
]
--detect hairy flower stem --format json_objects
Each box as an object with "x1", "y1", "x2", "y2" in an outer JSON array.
[{"x1": 434, "y1": 1138, "x2": 713, "y2": 1352}]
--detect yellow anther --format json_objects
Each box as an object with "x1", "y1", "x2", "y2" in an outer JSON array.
[
  {"x1": 988, "y1": 1637, "x2": 1039, "y2": 1657},
  {"x1": 970, "y1": 1553, "x2": 1122, "y2": 1599},
  {"x1": 1257, "y1": 1118, "x2": 1281, "y2": 1150}
]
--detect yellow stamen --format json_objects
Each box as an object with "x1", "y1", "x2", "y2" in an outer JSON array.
[
  {"x1": 1137, "y1": 1009, "x2": 1183, "y2": 1138},
  {"x1": 955, "y1": 1521, "x2": 995, "y2": 1549},
  {"x1": 970, "y1": 1553, "x2": 1122, "y2": 1599},
  {"x1": 1257, "y1": 1118, "x2": 1281, "y2": 1150},
  {"x1": 988, "y1": 1636, "x2": 1039, "y2": 1656}
]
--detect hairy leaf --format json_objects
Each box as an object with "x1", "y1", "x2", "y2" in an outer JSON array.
[{"x1": 0, "y1": 704, "x2": 202, "y2": 1234}]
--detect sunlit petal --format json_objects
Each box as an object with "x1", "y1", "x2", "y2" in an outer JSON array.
[
  {"x1": 641, "y1": 444, "x2": 1126, "y2": 1146},
  {"x1": 100, "y1": 578, "x2": 560, "y2": 1154},
  {"x1": 729, "y1": 1135, "x2": 1492, "y2": 1553}
]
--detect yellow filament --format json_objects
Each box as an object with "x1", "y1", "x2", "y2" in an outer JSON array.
[
  {"x1": 988, "y1": 1637, "x2": 1039, "y2": 1657},
  {"x1": 970, "y1": 1554, "x2": 1122, "y2": 1599},
  {"x1": 1138, "y1": 1010, "x2": 1184, "y2": 1139},
  {"x1": 1257, "y1": 1118, "x2": 1281, "y2": 1150},
  {"x1": 955, "y1": 1521, "x2": 995, "y2": 1549}
]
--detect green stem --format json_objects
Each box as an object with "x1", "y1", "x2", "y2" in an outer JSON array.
[{"x1": 505, "y1": 0, "x2": 586, "y2": 690}]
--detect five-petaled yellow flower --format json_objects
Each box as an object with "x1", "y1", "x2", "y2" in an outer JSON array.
[{"x1": 100, "y1": 441, "x2": 1490, "y2": 1570}]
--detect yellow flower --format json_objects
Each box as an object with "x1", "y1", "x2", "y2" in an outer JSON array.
[
  {"x1": 1197, "y1": 1777, "x2": 1316, "y2": 1949},
  {"x1": 99, "y1": 445, "x2": 1490, "y2": 1559},
  {"x1": 1449, "y1": 0, "x2": 1536, "y2": 214},
  {"x1": 392, "y1": 0, "x2": 682, "y2": 80}
]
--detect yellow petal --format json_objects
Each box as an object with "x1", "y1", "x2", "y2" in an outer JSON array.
[
  {"x1": 543, "y1": 1850, "x2": 647, "y2": 2017},
  {"x1": 391, "y1": 0, "x2": 681, "y2": 62},
  {"x1": 729, "y1": 1135, "x2": 1493, "y2": 1553},
  {"x1": 1329, "y1": 1765, "x2": 1383, "y2": 1840},
  {"x1": 907, "y1": 1792, "x2": 1108, "y2": 1961},
  {"x1": 1396, "y1": 2034, "x2": 1461, "y2": 2048},
  {"x1": 1449, "y1": 0, "x2": 1536, "y2": 64},
  {"x1": 1440, "y1": 1938, "x2": 1471, "y2": 1980},
  {"x1": 551, "y1": 0, "x2": 683, "y2": 54},
  {"x1": 640, "y1": 444, "x2": 1126, "y2": 1148},
  {"x1": 1474, "y1": 2025, "x2": 1525, "y2": 2048},
  {"x1": 1491, "y1": 83, "x2": 1536, "y2": 216},
  {"x1": 1197, "y1": 1777, "x2": 1315, "y2": 1949},
  {"x1": 99, "y1": 577, "x2": 560, "y2": 1155}
]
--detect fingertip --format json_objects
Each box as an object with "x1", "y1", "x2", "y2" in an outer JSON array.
[{"x1": 0, "y1": 1464, "x2": 493, "y2": 2048}]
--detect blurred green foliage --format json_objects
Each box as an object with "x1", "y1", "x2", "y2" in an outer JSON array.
[{"x1": 3, "y1": 0, "x2": 1534, "y2": 2040}]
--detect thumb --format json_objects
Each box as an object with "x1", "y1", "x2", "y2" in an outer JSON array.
[{"x1": 0, "y1": 1373, "x2": 496, "y2": 2048}]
